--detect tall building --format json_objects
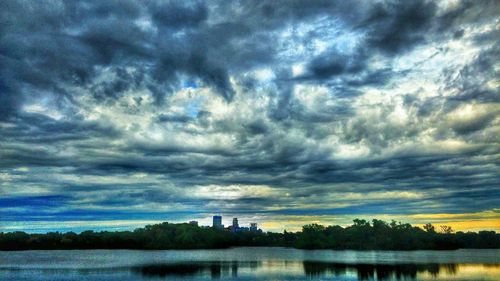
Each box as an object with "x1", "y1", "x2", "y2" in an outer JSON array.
[
  {"x1": 230, "y1": 217, "x2": 240, "y2": 233},
  {"x1": 213, "y1": 215, "x2": 222, "y2": 229},
  {"x1": 250, "y1": 223, "x2": 258, "y2": 231}
]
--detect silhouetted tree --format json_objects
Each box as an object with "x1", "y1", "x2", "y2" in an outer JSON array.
[
  {"x1": 423, "y1": 223, "x2": 436, "y2": 233},
  {"x1": 440, "y1": 226, "x2": 453, "y2": 234}
]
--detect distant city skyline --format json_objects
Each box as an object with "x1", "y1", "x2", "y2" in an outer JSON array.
[{"x1": 208, "y1": 215, "x2": 260, "y2": 232}]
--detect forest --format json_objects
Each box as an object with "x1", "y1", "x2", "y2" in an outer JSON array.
[{"x1": 1, "y1": 219, "x2": 498, "y2": 251}]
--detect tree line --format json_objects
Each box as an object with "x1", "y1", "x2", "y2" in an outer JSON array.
[{"x1": 1, "y1": 219, "x2": 498, "y2": 250}]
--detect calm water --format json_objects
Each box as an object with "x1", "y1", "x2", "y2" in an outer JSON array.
[{"x1": 0, "y1": 247, "x2": 498, "y2": 280}]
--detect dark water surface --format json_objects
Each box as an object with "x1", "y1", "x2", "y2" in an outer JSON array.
[{"x1": 1, "y1": 247, "x2": 498, "y2": 280}]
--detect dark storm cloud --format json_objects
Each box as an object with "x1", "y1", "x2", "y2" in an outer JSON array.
[
  {"x1": 1, "y1": 113, "x2": 120, "y2": 143},
  {"x1": 361, "y1": 0, "x2": 437, "y2": 54},
  {"x1": 0, "y1": 0, "x2": 238, "y2": 114},
  {"x1": 305, "y1": 48, "x2": 369, "y2": 80},
  {"x1": 156, "y1": 113, "x2": 193, "y2": 123},
  {"x1": 1, "y1": 0, "x2": 499, "y2": 230},
  {"x1": 90, "y1": 67, "x2": 145, "y2": 103},
  {"x1": 149, "y1": 0, "x2": 208, "y2": 28},
  {"x1": 0, "y1": 0, "x2": 464, "y2": 118}
]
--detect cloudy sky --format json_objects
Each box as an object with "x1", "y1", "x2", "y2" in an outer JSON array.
[{"x1": 1, "y1": 0, "x2": 499, "y2": 233}]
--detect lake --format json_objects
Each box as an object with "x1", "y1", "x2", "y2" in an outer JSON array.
[{"x1": 1, "y1": 247, "x2": 498, "y2": 280}]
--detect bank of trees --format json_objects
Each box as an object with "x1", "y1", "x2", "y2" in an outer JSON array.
[
  {"x1": 293, "y1": 219, "x2": 499, "y2": 250},
  {"x1": 1, "y1": 219, "x2": 498, "y2": 250}
]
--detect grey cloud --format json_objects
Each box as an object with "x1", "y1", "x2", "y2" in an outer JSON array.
[
  {"x1": 305, "y1": 48, "x2": 368, "y2": 80},
  {"x1": 1, "y1": 0, "x2": 499, "y2": 226},
  {"x1": 90, "y1": 68, "x2": 145, "y2": 103},
  {"x1": 437, "y1": 0, "x2": 500, "y2": 32},
  {"x1": 450, "y1": 111, "x2": 498, "y2": 135},
  {"x1": 445, "y1": 47, "x2": 500, "y2": 105},
  {"x1": 149, "y1": 0, "x2": 208, "y2": 28},
  {"x1": 156, "y1": 113, "x2": 193, "y2": 123},
  {"x1": 361, "y1": 0, "x2": 437, "y2": 55}
]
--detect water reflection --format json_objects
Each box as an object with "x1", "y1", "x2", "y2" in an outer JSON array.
[
  {"x1": 133, "y1": 261, "x2": 261, "y2": 279},
  {"x1": 132, "y1": 261, "x2": 496, "y2": 280},
  {"x1": 1, "y1": 249, "x2": 498, "y2": 281},
  {"x1": 302, "y1": 262, "x2": 457, "y2": 280}
]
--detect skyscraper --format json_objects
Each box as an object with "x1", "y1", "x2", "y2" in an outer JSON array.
[
  {"x1": 232, "y1": 218, "x2": 239, "y2": 228},
  {"x1": 213, "y1": 215, "x2": 222, "y2": 229},
  {"x1": 250, "y1": 223, "x2": 258, "y2": 231}
]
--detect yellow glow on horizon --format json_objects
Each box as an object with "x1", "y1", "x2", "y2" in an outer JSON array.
[
  {"x1": 415, "y1": 220, "x2": 500, "y2": 232},
  {"x1": 258, "y1": 210, "x2": 500, "y2": 232}
]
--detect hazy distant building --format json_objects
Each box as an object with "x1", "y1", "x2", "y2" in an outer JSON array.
[
  {"x1": 213, "y1": 215, "x2": 223, "y2": 229},
  {"x1": 189, "y1": 221, "x2": 198, "y2": 226},
  {"x1": 250, "y1": 223, "x2": 258, "y2": 231},
  {"x1": 230, "y1": 217, "x2": 240, "y2": 232}
]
